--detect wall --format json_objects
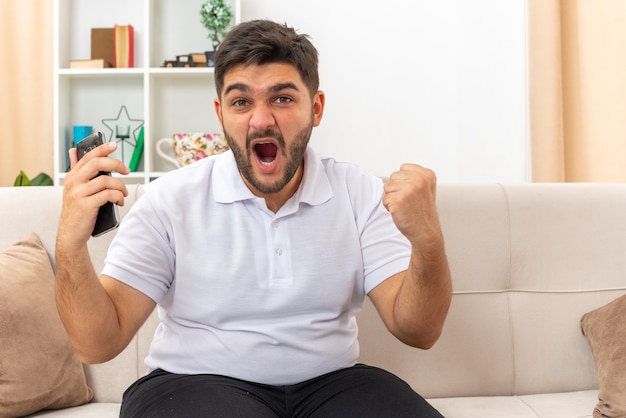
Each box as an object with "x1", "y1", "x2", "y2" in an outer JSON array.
[
  {"x1": 241, "y1": 0, "x2": 529, "y2": 182},
  {"x1": 0, "y1": 0, "x2": 528, "y2": 186}
]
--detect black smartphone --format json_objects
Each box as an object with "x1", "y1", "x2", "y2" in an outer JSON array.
[{"x1": 75, "y1": 131, "x2": 120, "y2": 237}]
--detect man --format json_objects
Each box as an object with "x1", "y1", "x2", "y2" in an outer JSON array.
[{"x1": 56, "y1": 19, "x2": 452, "y2": 417}]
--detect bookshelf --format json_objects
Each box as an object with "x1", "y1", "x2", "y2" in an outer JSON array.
[{"x1": 53, "y1": 0, "x2": 241, "y2": 184}]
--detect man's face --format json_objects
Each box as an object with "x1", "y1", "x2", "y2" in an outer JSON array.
[{"x1": 215, "y1": 63, "x2": 325, "y2": 197}]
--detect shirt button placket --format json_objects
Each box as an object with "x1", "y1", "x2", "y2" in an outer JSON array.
[{"x1": 269, "y1": 218, "x2": 292, "y2": 288}]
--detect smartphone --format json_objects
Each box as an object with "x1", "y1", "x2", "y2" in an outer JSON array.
[{"x1": 75, "y1": 131, "x2": 120, "y2": 237}]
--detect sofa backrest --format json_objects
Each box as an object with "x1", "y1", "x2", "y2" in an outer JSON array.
[
  {"x1": 359, "y1": 183, "x2": 626, "y2": 398},
  {"x1": 2, "y1": 183, "x2": 625, "y2": 401}
]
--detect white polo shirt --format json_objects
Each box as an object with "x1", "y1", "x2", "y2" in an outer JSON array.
[{"x1": 102, "y1": 146, "x2": 411, "y2": 385}]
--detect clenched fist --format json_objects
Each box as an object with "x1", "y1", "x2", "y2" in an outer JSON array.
[{"x1": 382, "y1": 163, "x2": 442, "y2": 249}]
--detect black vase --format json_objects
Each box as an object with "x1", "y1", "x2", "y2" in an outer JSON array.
[{"x1": 204, "y1": 51, "x2": 215, "y2": 67}]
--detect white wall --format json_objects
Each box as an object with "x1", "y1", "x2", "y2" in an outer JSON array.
[{"x1": 241, "y1": 0, "x2": 529, "y2": 182}]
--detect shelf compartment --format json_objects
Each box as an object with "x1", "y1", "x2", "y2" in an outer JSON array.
[
  {"x1": 148, "y1": 75, "x2": 220, "y2": 172},
  {"x1": 57, "y1": 76, "x2": 144, "y2": 172},
  {"x1": 58, "y1": 0, "x2": 145, "y2": 69}
]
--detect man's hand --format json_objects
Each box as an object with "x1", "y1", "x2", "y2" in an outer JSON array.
[
  {"x1": 59, "y1": 142, "x2": 129, "y2": 248},
  {"x1": 382, "y1": 163, "x2": 441, "y2": 249}
]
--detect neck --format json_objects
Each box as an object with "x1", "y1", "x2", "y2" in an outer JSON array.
[{"x1": 246, "y1": 163, "x2": 305, "y2": 213}]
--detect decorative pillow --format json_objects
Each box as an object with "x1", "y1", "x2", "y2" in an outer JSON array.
[
  {"x1": 581, "y1": 294, "x2": 626, "y2": 418},
  {"x1": 0, "y1": 233, "x2": 93, "y2": 417}
]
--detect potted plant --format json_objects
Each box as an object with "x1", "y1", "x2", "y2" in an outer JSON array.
[
  {"x1": 13, "y1": 171, "x2": 53, "y2": 186},
  {"x1": 200, "y1": 0, "x2": 233, "y2": 67}
]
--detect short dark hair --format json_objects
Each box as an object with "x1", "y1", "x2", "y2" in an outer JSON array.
[{"x1": 214, "y1": 20, "x2": 319, "y2": 99}]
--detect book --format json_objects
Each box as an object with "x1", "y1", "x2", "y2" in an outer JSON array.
[
  {"x1": 128, "y1": 126, "x2": 144, "y2": 172},
  {"x1": 91, "y1": 28, "x2": 115, "y2": 67},
  {"x1": 70, "y1": 59, "x2": 112, "y2": 69},
  {"x1": 114, "y1": 24, "x2": 134, "y2": 68}
]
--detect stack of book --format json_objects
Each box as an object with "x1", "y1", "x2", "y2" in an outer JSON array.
[{"x1": 69, "y1": 25, "x2": 134, "y2": 69}]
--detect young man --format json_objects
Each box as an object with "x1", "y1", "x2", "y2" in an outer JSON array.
[{"x1": 56, "y1": 19, "x2": 452, "y2": 417}]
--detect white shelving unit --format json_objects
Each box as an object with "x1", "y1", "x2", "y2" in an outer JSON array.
[{"x1": 53, "y1": 0, "x2": 240, "y2": 184}]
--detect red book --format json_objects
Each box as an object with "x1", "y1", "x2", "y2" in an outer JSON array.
[{"x1": 114, "y1": 24, "x2": 134, "y2": 68}]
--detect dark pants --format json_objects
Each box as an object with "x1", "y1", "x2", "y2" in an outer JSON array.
[{"x1": 120, "y1": 364, "x2": 444, "y2": 418}]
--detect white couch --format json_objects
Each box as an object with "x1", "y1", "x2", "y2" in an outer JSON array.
[{"x1": 3, "y1": 183, "x2": 625, "y2": 417}]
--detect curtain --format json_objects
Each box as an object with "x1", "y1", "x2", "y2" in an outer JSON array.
[
  {"x1": 529, "y1": 0, "x2": 626, "y2": 182},
  {"x1": 0, "y1": 0, "x2": 53, "y2": 186}
]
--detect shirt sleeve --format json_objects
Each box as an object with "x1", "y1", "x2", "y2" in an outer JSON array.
[
  {"x1": 358, "y1": 177, "x2": 412, "y2": 294},
  {"x1": 101, "y1": 186, "x2": 176, "y2": 303}
]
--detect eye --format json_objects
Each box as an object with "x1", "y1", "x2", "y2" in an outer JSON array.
[
  {"x1": 273, "y1": 96, "x2": 293, "y2": 105},
  {"x1": 231, "y1": 98, "x2": 249, "y2": 107}
]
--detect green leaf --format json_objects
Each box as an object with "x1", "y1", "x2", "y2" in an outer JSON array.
[
  {"x1": 13, "y1": 171, "x2": 32, "y2": 186},
  {"x1": 13, "y1": 171, "x2": 53, "y2": 186},
  {"x1": 30, "y1": 172, "x2": 53, "y2": 186}
]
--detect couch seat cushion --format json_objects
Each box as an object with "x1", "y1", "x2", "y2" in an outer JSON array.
[
  {"x1": 428, "y1": 390, "x2": 597, "y2": 418},
  {"x1": 23, "y1": 402, "x2": 121, "y2": 417}
]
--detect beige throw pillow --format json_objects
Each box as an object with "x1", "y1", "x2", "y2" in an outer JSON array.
[
  {"x1": 581, "y1": 294, "x2": 626, "y2": 418},
  {"x1": 0, "y1": 233, "x2": 93, "y2": 417}
]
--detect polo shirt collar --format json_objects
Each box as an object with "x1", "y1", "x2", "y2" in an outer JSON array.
[{"x1": 212, "y1": 146, "x2": 332, "y2": 207}]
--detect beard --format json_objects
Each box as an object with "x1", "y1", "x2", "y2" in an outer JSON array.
[{"x1": 224, "y1": 119, "x2": 314, "y2": 195}]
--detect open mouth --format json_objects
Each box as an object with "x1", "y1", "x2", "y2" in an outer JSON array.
[{"x1": 254, "y1": 142, "x2": 279, "y2": 166}]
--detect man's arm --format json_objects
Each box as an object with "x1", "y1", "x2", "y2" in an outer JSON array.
[
  {"x1": 55, "y1": 142, "x2": 155, "y2": 363},
  {"x1": 368, "y1": 164, "x2": 452, "y2": 349}
]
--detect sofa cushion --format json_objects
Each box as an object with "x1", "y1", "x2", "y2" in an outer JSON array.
[
  {"x1": 581, "y1": 294, "x2": 626, "y2": 418},
  {"x1": 0, "y1": 233, "x2": 93, "y2": 417},
  {"x1": 428, "y1": 390, "x2": 597, "y2": 418}
]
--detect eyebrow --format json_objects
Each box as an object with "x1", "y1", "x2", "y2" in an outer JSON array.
[
  {"x1": 223, "y1": 81, "x2": 300, "y2": 96},
  {"x1": 223, "y1": 82, "x2": 249, "y2": 96},
  {"x1": 269, "y1": 82, "x2": 300, "y2": 93}
]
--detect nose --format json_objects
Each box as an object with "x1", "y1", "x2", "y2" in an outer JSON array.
[{"x1": 249, "y1": 103, "x2": 276, "y2": 131}]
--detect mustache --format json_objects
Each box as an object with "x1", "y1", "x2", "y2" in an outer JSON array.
[{"x1": 246, "y1": 129, "x2": 285, "y2": 148}]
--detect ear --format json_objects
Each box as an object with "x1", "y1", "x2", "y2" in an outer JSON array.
[
  {"x1": 312, "y1": 90, "x2": 325, "y2": 127},
  {"x1": 214, "y1": 98, "x2": 224, "y2": 131}
]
